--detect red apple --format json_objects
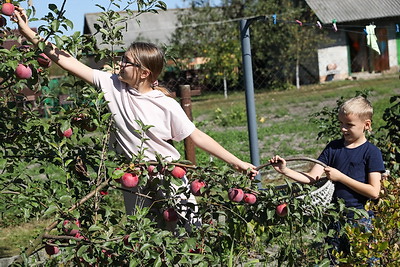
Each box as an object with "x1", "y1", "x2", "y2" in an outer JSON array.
[
  {"x1": 228, "y1": 188, "x2": 244, "y2": 202},
  {"x1": 170, "y1": 166, "x2": 186, "y2": 178},
  {"x1": 37, "y1": 53, "x2": 52, "y2": 68},
  {"x1": 276, "y1": 203, "x2": 288, "y2": 217},
  {"x1": 61, "y1": 128, "x2": 73, "y2": 138},
  {"x1": 121, "y1": 172, "x2": 139, "y2": 188},
  {"x1": 74, "y1": 232, "x2": 84, "y2": 239},
  {"x1": 190, "y1": 179, "x2": 206, "y2": 196},
  {"x1": 100, "y1": 190, "x2": 108, "y2": 195},
  {"x1": 1, "y1": 3, "x2": 15, "y2": 16},
  {"x1": 147, "y1": 165, "x2": 157, "y2": 176},
  {"x1": 63, "y1": 219, "x2": 81, "y2": 235},
  {"x1": 123, "y1": 235, "x2": 130, "y2": 246},
  {"x1": 15, "y1": 64, "x2": 32, "y2": 79},
  {"x1": 163, "y1": 208, "x2": 178, "y2": 222},
  {"x1": 102, "y1": 249, "x2": 112, "y2": 258},
  {"x1": 243, "y1": 193, "x2": 257, "y2": 204},
  {"x1": 0, "y1": 15, "x2": 6, "y2": 27},
  {"x1": 45, "y1": 243, "x2": 60, "y2": 255}
]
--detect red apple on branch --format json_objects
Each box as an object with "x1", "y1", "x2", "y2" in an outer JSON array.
[
  {"x1": 45, "y1": 243, "x2": 60, "y2": 256},
  {"x1": 63, "y1": 219, "x2": 81, "y2": 235},
  {"x1": 1, "y1": 3, "x2": 15, "y2": 16},
  {"x1": 37, "y1": 53, "x2": 52, "y2": 68},
  {"x1": 58, "y1": 127, "x2": 73, "y2": 138},
  {"x1": 170, "y1": 166, "x2": 186, "y2": 178},
  {"x1": 121, "y1": 172, "x2": 139, "y2": 188},
  {"x1": 190, "y1": 179, "x2": 206, "y2": 196},
  {"x1": 276, "y1": 203, "x2": 288, "y2": 217},
  {"x1": 228, "y1": 188, "x2": 244, "y2": 202},
  {"x1": 243, "y1": 193, "x2": 257, "y2": 204},
  {"x1": 0, "y1": 16, "x2": 6, "y2": 27},
  {"x1": 15, "y1": 64, "x2": 32, "y2": 79},
  {"x1": 163, "y1": 208, "x2": 178, "y2": 222},
  {"x1": 147, "y1": 165, "x2": 157, "y2": 176}
]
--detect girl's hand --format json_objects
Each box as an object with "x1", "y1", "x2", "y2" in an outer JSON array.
[
  {"x1": 233, "y1": 161, "x2": 259, "y2": 179},
  {"x1": 269, "y1": 155, "x2": 287, "y2": 174},
  {"x1": 12, "y1": 6, "x2": 30, "y2": 34}
]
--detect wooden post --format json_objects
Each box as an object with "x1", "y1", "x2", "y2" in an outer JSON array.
[{"x1": 180, "y1": 85, "x2": 196, "y2": 165}]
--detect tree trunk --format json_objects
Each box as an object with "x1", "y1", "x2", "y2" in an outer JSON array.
[
  {"x1": 296, "y1": 57, "x2": 300, "y2": 89},
  {"x1": 223, "y1": 75, "x2": 228, "y2": 99}
]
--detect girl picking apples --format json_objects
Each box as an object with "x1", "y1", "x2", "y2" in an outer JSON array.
[{"x1": 13, "y1": 6, "x2": 258, "y2": 229}]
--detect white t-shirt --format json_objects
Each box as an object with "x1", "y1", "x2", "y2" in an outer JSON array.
[{"x1": 92, "y1": 70, "x2": 196, "y2": 161}]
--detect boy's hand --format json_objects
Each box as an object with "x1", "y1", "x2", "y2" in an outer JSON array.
[
  {"x1": 269, "y1": 155, "x2": 287, "y2": 174},
  {"x1": 324, "y1": 166, "x2": 344, "y2": 182}
]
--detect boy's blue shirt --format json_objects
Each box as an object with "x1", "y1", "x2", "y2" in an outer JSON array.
[{"x1": 317, "y1": 138, "x2": 385, "y2": 210}]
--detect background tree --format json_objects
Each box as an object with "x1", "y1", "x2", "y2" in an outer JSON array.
[{"x1": 170, "y1": 0, "x2": 331, "y2": 92}]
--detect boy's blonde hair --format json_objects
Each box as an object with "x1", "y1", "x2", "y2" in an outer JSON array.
[{"x1": 339, "y1": 96, "x2": 373, "y2": 120}]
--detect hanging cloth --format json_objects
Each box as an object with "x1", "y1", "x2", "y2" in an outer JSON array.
[{"x1": 366, "y1": 24, "x2": 381, "y2": 55}]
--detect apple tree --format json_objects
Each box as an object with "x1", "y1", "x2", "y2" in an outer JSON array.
[{"x1": 0, "y1": 1, "x2": 360, "y2": 266}]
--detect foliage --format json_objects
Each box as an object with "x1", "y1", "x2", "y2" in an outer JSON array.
[
  {"x1": 1, "y1": 1, "x2": 399, "y2": 266},
  {"x1": 170, "y1": 1, "x2": 243, "y2": 92},
  {"x1": 170, "y1": 0, "x2": 331, "y2": 91},
  {"x1": 211, "y1": 107, "x2": 247, "y2": 127}
]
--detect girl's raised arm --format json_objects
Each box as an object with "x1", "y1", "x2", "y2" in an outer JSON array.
[{"x1": 12, "y1": 6, "x2": 94, "y2": 84}]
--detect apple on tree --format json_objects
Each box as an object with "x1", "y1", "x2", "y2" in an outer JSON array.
[
  {"x1": 228, "y1": 188, "x2": 244, "y2": 202},
  {"x1": 45, "y1": 243, "x2": 60, "y2": 256},
  {"x1": 243, "y1": 193, "x2": 257, "y2": 204},
  {"x1": 121, "y1": 172, "x2": 139, "y2": 188},
  {"x1": 58, "y1": 127, "x2": 73, "y2": 138},
  {"x1": 163, "y1": 208, "x2": 179, "y2": 222},
  {"x1": 276, "y1": 203, "x2": 288, "y2": 217},
  {"x1": 170, "y1": 166, "x2": 186, "y2": 178},
  {"x1": 1, "y1": 3, "x2": 15, "y2": 16},
  {"x1": 63, "y1": 219, "x2": 81, "y2": 235},
  {"x1": 190, "y1": 179, "x2": 206, "y2": 196},
  {"x1": 37, "y1": 53, "x2": 52, "y2": 68},
  {"x1": 0, "y1": 15, "x2": 6, "y2": 27},
  {"x1": 147, "y1": 165, "x2": 157, "y2": 176},
  {"x1": 15, "y1": 64, "x2": 32, "y2": 79}
]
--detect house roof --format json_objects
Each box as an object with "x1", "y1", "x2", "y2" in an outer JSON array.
[
  {"x1": 305, "y1": 0, "x2": 400, "y2": 24},
  {"x1": 84, "y1": 9, "x2": 181, "y2": 50}
]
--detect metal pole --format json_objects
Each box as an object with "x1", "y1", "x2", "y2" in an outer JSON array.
[{"x1": 240, "y1": 19, "x2": 261, "y2": 183}]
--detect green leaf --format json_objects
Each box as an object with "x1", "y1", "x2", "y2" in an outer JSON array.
[
  {"x1": 44, "y1": 204, "x2": 58, "y2": 216},
  {"x1": 64, "y1": 19, "x2": 74, "y2": 29},
  {"x1": 153, "y1": 256, "x2": 162, "y2": 267},
  {"x1": 88, "y1": 224, "x2": 103, "y2": 232},
  {"x1": 99, "y1": 29, "x2": 109, "y2": 35},
  {"x1": 51, "y1": 20, "x2": 60, "y2": 32},
  {"x1": 59, "y1": 195, "x2": 72, "y2": 204}
]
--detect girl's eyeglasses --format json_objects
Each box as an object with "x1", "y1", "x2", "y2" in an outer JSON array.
[{"x1": 119, "y1": 56, "x2": 141, "y2": 68}]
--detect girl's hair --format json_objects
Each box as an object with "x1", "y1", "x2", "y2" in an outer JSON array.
[
  {"x1": 339, "y1": 96, "x2": 373, "y2": 120},
  {"x1": 126, "y1": 42, "x2": 172, "y2": 96}
]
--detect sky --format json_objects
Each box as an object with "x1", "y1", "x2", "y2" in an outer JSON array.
[{"x1": 19, "y1": 0, "x2": 188, "y2": 35}]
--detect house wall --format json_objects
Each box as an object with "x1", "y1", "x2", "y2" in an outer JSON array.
[
  {"x1": 387, "y1": 23, "x2": 399, "y2": 72},
  {"x1": 317, "y1": 31, "x2": 349, "y2": 82}
]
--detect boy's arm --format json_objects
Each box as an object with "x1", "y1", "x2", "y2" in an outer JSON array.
[
  {"x1": 188, "y1": 128, "x2": 258, "y2": 177},
  {"x1": 324, "y1": 168, "x2": 381, "y2": 199},
  {"x1": 269, "y1": 155, "x2": 325, "y2": 184},
  {"x1": 13, "y1": 7, "x2": 94, "y2": 84}
]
